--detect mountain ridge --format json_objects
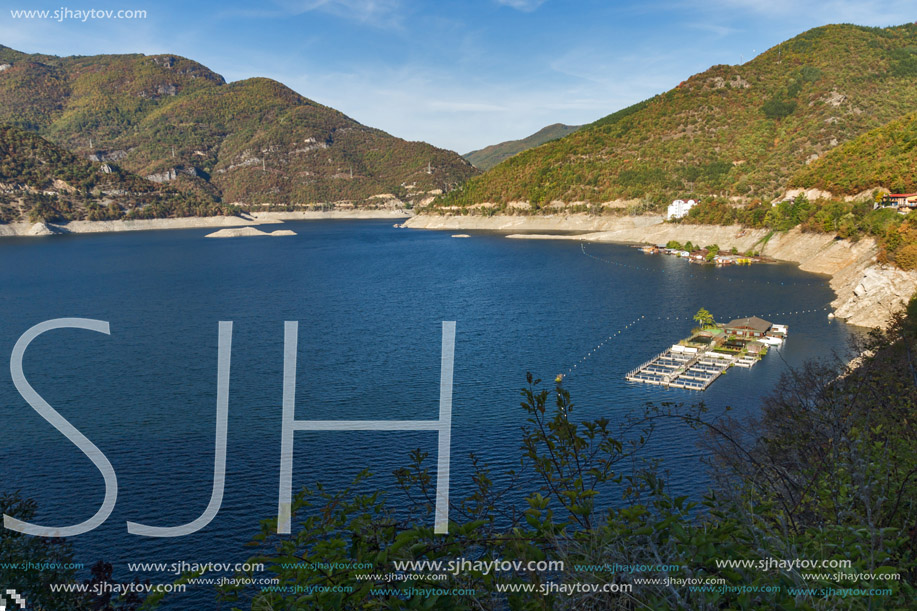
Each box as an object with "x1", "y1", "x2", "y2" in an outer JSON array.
[
  {"x1": 0, "y1": 45, "x2": 478, "y2": 214},
  {"x1": 464, "y1": 123, "x2": 581, "y2": 170},
  {"x1": 432, "y1": 23, "x2": 917, "y2": 212}
]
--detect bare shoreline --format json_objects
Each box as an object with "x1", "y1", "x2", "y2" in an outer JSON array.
[{"x1": 0, "y1": 209, "x2": 410, "y2": 238}]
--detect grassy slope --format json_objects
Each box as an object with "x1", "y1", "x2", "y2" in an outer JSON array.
[
  {"x1": 435, "y1": 23, "x2": 917, "y2": 210},
  {"x1": 464, "y1": 123, "x2": 581, "y2": 170},
  {"x1": 0, "y1": 45, "x2": 477, "y2": 208}
]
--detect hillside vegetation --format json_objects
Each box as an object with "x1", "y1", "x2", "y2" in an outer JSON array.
[
  {"x1": 0, "y1": 124, "x2": 225, "y2": 223},
  {"x1": 433, "y1": 23, "x2": 917, "y2": 211},
  {"x1": 464, "y1": 123, "x2": 581, "y2": 170},
  {"x1": 791, "y1": 110, "x2": 917, "y2": 194},
  {"x1": 0, "y1": 45, "x2": 477, "y2": 214}
]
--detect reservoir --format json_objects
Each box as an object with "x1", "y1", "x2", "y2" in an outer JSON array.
[{"x1": 0, "y1": 219, "x2": 851, "y2": 606}]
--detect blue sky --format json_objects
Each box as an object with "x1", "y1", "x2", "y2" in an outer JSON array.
[{"x1": 0, "y1": 1, "x2": 914, "y2": 152}]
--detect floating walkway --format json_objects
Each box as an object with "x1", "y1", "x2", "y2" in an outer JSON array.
[{"x1": 626, "y1": 345, "x2": 758, "y2": 391}]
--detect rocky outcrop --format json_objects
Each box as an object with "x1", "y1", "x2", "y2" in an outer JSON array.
[
  {"x1": 145, "y1": 166, "x2": 205, "y2": 183},
  {"x1": 28, "y1": 222, "x2": 55, "y2": 236},
  {"x1": 834, "y1": 266, "x2": 917, "y2": 328},
  {"x1": 146, "y1": 168, "x2": 179, "y2": 183},
  {"x1": 773, "y1": 187, "x2": 876, "y2": 204},
  {"x1": 88, "y1": 149, "x2": 129, "y2": 163}
]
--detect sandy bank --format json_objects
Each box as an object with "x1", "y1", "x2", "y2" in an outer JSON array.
[
  {"x1": 0, "y1": 215, "x2": 262, "y2": 237},
  {"x1": 403, "y1": 213, "x2": 660, "y2": 232},
  {"x1": 205, "y1": 227, "x2": 297, "y2": 238},
  {"x1": 250, "y1": 210, "x2": 409, "y2": 222},
  {"x1": 0, "y1": 209, "x2": 411, "y2": 238},
  {"x1": 408, "y1": 213, "x2": 917, "y2": 329}
]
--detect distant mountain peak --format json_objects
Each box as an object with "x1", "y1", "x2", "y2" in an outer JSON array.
[{"x1": 464, "y1": 123, "x2": 581, "y2": 170}]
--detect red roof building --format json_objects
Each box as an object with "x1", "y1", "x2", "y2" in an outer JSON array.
[{"x1": 879, "y1": 193, "x2": 917, "y2": 212}]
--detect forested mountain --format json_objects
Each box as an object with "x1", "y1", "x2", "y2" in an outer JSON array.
[
  {"x1": 0, "y1": 45, "x2": 477, "y2": 212},
  {"x1": 791, "y1": 110, "x2": 917, "y2": 195},
  {"x1": 0, "y1": 124, "x2": 224, "y2": 223},
  {"x1": 432, "y1": 23, "x2": 917, "y2": 212}
]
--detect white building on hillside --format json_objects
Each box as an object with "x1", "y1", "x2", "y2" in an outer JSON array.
[{"x1": 667, "y1": 199, "x2": 697, "y2": 220}]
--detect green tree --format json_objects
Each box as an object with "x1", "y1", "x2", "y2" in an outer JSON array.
[
  {"x1": 1, "y1": 493, "x2": 149, "y2": 610},
  {"x1": 1, "y1": 493, "x2": 86, "y2": 610},
  {"x1": 693, "y1": 307, "x2": 715, "y2": 328}
]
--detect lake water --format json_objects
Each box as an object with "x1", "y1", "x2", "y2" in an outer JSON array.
[{"x1": 0, "y1": 220, "x2": 851, "y2": 607}]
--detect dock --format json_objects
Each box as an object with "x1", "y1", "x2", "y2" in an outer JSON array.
[
  {"x1": 625, "y1": 315, "x2": 787, "y2": 391},
  {"x1": 627, "y1": 346, "x2": 749, "y2": 390}
]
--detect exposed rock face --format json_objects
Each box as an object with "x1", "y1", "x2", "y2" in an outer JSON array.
[
  {"x1": 151, "y1": 55, "x2": 175, "y2": 68},
  {"x1": 0, "y1": 63, "x2": 11, "y2": 72},
  {"x1": 88, "y1": 150, "x2": 129, "y2": 163},
  {"x1": 147, "y1": 169, "x2": 178, "y2": 183},
  {"x1": 708, "y1": 75, "x2": 750, "y2": 89},
  {"x1": 834, "y1": 266, "x2": 917, "y2": 328},
  {"x1": 404, "y1": 213, "x2": 662, "y2": 233},
  {"x1": 776, "y1": 187, "x2": 836, "y2": 202},
  {"x1": 138, "y1": 82, "x2": 179, "y2": 98},
  {"x1": 28, "y1": 222, "x2": 54, "y2": 236},
  {"x1": 51, "y1": 179, "x2": 76, "y2": 193},
  {"x1": 823, "y1": 90, "x2": 848, "y2": 106},
  {"x1": 145, "y1": 166, "x2": 204, "y2": 183}
]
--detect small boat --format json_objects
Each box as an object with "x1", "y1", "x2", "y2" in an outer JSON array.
[{"x1": 759, "y1": 336, "x2": 784, "y2": 346}]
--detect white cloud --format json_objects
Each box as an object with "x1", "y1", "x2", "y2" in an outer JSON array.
[
  {"x1": 494, "y1": 0, "x2": 550, "y2": 12},
  {"x1": 223, "y1": 0, "x2": 405, "y2": 27}
]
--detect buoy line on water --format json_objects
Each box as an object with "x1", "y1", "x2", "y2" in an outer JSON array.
[
  {"x1": 558, "y1": 304, "x2": 832, "y2": 381},
  {"x1": 559, "y1": 316, "x2": 647, "y2": 380},
  {"x1": 555, "y1": 242, "x2": 831, "y2": 382}
]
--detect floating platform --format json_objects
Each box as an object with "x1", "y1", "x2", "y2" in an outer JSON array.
[
  {"x1": 626, "y1": 318, "x2": 787, "y2": 391},
  {"x1": 626, "y1": 345, "x2": 759, "y2": 391}
]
